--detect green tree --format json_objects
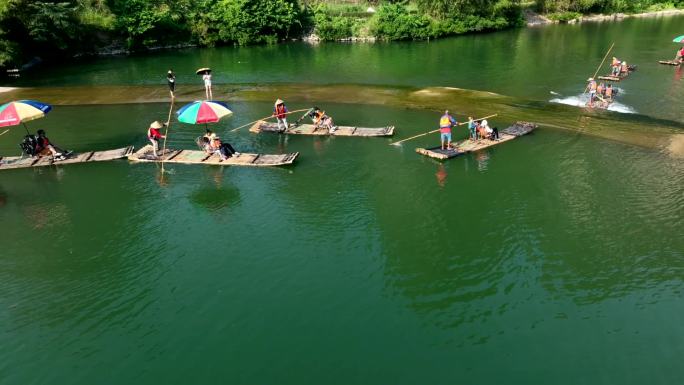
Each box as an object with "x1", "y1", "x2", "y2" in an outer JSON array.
[{"x1": 216, "y1": 0, "x2": 304, "y2": 45}]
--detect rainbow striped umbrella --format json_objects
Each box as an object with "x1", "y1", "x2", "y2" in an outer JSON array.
[
  {"x1": 177, "y1": 100, "x2": 232, "y2": 125},
  {"x1": 674, "y1": 35, "x2": 684, "y2": 43},
  {"x1": 0, "y1": 100, "x2": 52, "y2": 130}
]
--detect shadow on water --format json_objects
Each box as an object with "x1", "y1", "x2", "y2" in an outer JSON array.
[{"x1": 188, "y1": 182, "x2": 240, "y2": 212}]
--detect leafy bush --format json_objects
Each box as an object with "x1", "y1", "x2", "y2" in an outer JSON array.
[
  {"x1": 547, "y1": 11, "x2": 582, "y2": 21},
  {"x1": 369, "y1": 3, "x2": 433, "y2": 40},
  {"x1": 216, "y1": 0, "x2": 304, "y2": 45}
]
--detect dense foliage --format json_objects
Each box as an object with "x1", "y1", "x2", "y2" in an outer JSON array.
[
  {"x1": 536, "y1": 0, "x2": 684, "y2": 13},
  {"x1": 0, "y1": 0, "x2": 680, "y2": 68}
]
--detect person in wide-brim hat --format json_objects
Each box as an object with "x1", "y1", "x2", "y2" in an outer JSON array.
[
  {"x1": 147, "y1": 121, "x2": 166, "y2": 157},
  {"x1": 273, "y1": 99, "x2": 289, "y2": 132}
]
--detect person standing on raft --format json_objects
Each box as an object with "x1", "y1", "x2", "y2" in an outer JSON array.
[
  {"x1": 147, "y1": 121, "x2": 166, "y2": 157},
  {"x1": 587, "y1": 78, "x2": 598, "y2": 107},
  {"x1": 611, "y1": 57, "x2": 621, "y2": 76},
  {"x1": 439, "y1": 110, "x2": 457, "y2": 150},
  {"x1": 167, "y1": 69, "x2": 176, "y2": 99},
  {"x1": 467, "y1": 117, "x2": 478, "y2": 141},
  {"x1": 273, "y1": 99, "x2": 289, "y2": 132},
  {"x1": 203, "y1": 71, "x2": 213, "y2": 100}
]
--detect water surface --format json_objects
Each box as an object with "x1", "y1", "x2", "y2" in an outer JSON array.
[{"x1": 1, "y1": 15, "x2": 684, "y2": 385}]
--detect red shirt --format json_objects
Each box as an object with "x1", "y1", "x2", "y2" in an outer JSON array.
[
  {"x1": 273, "y1": 104, "x2": 288, "y2": 119},
  {"x1": 148, "y1": 128, "x2": 163, "y2": 139}
]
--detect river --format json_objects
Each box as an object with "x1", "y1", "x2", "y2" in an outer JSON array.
[{"x1": 0, "y1": 14, "x2": 683, "y2": 385}]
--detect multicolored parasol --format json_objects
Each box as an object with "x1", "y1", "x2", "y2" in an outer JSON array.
[
  {"x1": 177, "y1": 100, "x2": 232, "y2": 125},
  {"x1": 0, "y1": 100, "x2": 52, "y2": 130},
  {"x1": 673, "y1": 35, "x2": 684, "y2": 43}
]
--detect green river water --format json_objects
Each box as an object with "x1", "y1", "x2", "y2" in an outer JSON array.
[{"x1": 1, "y1": 15, "x2": 683, "y2": 385}]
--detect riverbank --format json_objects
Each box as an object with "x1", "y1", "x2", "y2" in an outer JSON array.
[{"x1": 525, "y1": 8, "x2": 684, "y2": 26}]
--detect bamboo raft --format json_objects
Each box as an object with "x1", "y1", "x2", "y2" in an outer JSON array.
[
  {"x1": 249, "y1": 121, "x2": 394, "y2": 137},
  {"x1": 598, "y1": 75, "x2": 622, "y2": 82},
  {"x1": 659, "y1": 60, "x2": 681, "y2": 66},
  {"x1": 0, "y1": 146, "x2": 134, "y2": 170},
  {"x1": 415, "y1": 122, "x2": 537, "y2": 160},
  {"x1": 128, "y1": 145, "x2": 298, "y2": 167}
]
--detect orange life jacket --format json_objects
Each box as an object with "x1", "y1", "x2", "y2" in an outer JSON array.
[{"x1": 314, "y1": 111, "x2": 325, "y2": 124}]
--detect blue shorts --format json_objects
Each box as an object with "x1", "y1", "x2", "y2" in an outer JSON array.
[{"x1": 441, "y1": 132, "x2": 452, "y2": 142}]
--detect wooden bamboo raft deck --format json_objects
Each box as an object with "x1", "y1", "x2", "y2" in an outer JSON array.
[
  {"x1": 598, "y1": 75, "x2": 622, "y2": 82},
  {"x1": 128, "y1": 145, "x2": 298, "y2": 167},
  {"x1": 416, "y1": 122, "x2": 537, "y2": 160},
  {"x1": 0, "y1": 146, "x2": 134, "y2": 170},
  {"x1": 659, "y1": 60, "x2": 681, "y2": 66},
  {"x1": 249, "y1": 121, "x2": 394, "y2": 137}
]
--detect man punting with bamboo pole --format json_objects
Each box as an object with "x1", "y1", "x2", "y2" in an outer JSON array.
[{"x1": 389, "y1": 113, "x2": 498, "y2": 147}]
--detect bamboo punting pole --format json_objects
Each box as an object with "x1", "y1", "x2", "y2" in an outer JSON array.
[
  {"x1": 160, "y1": 97, "x2": 175, "y2": 174},
  {"x1": 389, "y1": 114, "x2": 498, "y2": 146},
  {"x1": 229, "y1": 108, "x2": 311, "y2": 132},
  {"x1": 584, "y1": 42, "x2": 615, "y2": 94}
]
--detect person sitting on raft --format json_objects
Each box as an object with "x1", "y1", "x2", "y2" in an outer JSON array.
[
  {"x1": 147, "y1": 121, "x2": 167, "y2": 157},
  {"x1": 604, "y1": 84, "x2": 613, "y2": 101},
  {"x1": 202, "y1": 136, "x2": 239, "y2": 160},
  {"x1": 309, "y1": 107, "x2": 336, "y2": 133},
  {"x1": 439, "y1": 110, "x2": 457, "y2": 150},
  {"x1": 620, "y1": 61, "x2": 629, "y2": 75},
  {"x1": 203, "y1": 128, "x2": 217, "y2": 142},
  {"x1": 273, "y1": 99, "x2": 289, "y2": 132},
  {"x1": 481, "y1": 119, "x2": 499, "y2": 140},
  {"x1": 32, "y1": 129, "x2": 65, "y2": 160},
  {"x1": 675, "y1": 47, "x2": 684, "y2": 64}
]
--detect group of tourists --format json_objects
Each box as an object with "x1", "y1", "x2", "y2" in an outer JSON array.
[
  {"x1": 586, "y1": 77, "x2": 615, "y2": 108},
  {"x1": 19, "y1": 129, "x2": 67, "y2": 160},
  {"x1": 273, "y1": 99, "x2": 336, "y2": 133},
  {"x1": 166, "y1": 68, "x2": 212, "y2": 100},
  {"x1": 199, "y1": 129, "x2": 239, "y2": 160},
  {"x1": 438, "y1": 110, "x2": 498, "y2": 150},
  {"x1": 610, "y1": 57, "x2": 630, "y2": 77}
]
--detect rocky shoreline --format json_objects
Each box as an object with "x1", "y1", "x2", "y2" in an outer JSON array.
[{"x1": 524, "y1": 8, "x2": 684, "y2": 26}]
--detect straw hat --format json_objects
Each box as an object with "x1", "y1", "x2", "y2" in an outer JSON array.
[
  {"x1": 587, "y1": 78, "x2": 594, "y2": 82},
  {"x1": 150, "y1": 121, "x2": 164, "y2": 129},
  {"x1": 275, "y1": 99, "x2": 284, "y2": 106}
]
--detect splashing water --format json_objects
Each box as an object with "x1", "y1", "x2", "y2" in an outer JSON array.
[{"x1": 550, "y1": 94, "x2": 636, "y2": 114}]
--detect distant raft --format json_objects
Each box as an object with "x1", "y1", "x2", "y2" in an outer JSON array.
[
  {"x1": 128, "y1": 145, "x2": 298, "y2": 167},
  {"x1": 416, "y1": 122, "x2": 537, "y2": 160},
  {"x1": 659, "y1": 60, "x2": 681, "y2": 66},
  {"x1": 598, "y1": 75, "x2": 622, "y2": 82},
  {"x1": 250, "y1": 121, "x2": 394, "y2": 137},
  {"x1": 0, "y1": 146, "x2": 134, "y2": 170}
]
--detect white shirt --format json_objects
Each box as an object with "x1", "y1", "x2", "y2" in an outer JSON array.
[{"x1": 203, "y1": 74, "x2": 212, "y2": 86}]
